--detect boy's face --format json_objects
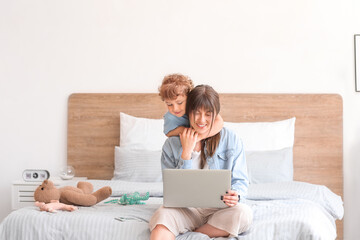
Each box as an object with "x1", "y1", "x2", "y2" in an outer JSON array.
[{"x1": 165, "y1": 95, "x2": 187, "y2": 117}]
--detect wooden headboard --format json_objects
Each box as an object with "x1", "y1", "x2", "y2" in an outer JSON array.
[{"x1": 67, "y1": 93, "x2": 343, "y2": 238}]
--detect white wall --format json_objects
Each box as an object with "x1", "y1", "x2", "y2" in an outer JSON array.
[{"x1": 0, "y1": 0, "x2": 359, "y2": 238}]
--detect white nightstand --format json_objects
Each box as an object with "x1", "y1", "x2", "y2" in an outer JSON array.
[{"x1": 11, "y1": 177, "x2": 87, "y2": 210}]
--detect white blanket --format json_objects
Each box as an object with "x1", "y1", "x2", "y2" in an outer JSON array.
[{"x1": 0, "y1": 181, "x2": 343, "y2": 240}]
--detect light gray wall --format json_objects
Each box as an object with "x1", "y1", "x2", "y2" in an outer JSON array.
[{"x1": 1, "y1": 0, "x2": 359, "y2": 239}]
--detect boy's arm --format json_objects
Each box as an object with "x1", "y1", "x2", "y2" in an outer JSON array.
[
  {"x1": 197, "y1": 114, "x2": 224, "y2": 141},
  {"x1": 166, "y1": 126, "x2": 186, "y2": 137}
]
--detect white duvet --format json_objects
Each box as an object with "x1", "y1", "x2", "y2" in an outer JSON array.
[{"x1": 0, "y1": 181, "x2": 343, "y2": 240}]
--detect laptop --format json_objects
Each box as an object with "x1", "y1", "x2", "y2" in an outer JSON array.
[{"x1": 163, "y1": 169, "x2": 231, "y2": 208}]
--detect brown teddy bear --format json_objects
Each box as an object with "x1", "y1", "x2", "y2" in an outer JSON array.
[{"x1": 34, "y1": 180, "x2": 112, "y2": 208}]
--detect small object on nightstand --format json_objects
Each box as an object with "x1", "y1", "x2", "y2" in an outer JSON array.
[
  {"x1": 22, "y1": 169, "x2": 50, "y2": 182},
  {"x1": 59, "y1": 165, "x2": 75, "y2": 180}
]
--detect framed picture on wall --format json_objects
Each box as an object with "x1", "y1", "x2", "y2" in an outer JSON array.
[{"x1": 355, "y1": 34, "x2": 360, "y2": 92}]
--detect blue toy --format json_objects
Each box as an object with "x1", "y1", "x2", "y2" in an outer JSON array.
[{"x1": 105, "y1": 192, "x2": 150, "y2": 205}]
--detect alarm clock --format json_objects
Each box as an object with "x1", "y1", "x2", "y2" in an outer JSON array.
[{"x1": 22, "y1": 169, "x2": 50, "y2": 182}]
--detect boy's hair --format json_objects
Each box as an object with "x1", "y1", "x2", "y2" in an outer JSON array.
[{"x1": 158, "y1": 74, "x2": 194, "y2": 101}]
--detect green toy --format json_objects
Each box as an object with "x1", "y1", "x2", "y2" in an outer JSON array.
[{"x1": 105, "y1": 192, "x2": 150, "y2": 205}]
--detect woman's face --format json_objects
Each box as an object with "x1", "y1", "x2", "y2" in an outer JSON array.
[{"x1": 189, "y1": 108, "x2": 214, "y2": 135}]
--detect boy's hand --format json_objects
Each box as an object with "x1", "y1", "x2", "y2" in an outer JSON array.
[{"x1": 180, "y1": 128, "x2": 198, "y2": 160}]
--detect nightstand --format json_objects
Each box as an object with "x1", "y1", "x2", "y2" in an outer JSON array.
[{"x1": 11, "y1": 177, "x2": 87, "y2": 210}]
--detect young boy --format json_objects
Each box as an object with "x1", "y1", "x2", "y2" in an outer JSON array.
[{"x1": 158, "y1": 73, "x2": 223, "y2": 139}]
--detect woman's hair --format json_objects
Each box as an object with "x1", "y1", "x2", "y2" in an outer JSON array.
[
  {"x1": 186, "y1": 85, "x2": 221, "y2": 169},
  {"x1": 158, "y1": 74, "x2": 194, "y2": 101}
]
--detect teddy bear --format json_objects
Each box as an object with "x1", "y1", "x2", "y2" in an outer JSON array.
[{"x1": 34, "y1": 179, "x2": 112, "y2": 210}]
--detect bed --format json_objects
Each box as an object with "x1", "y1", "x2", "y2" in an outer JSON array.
[{"x1": 0, "y1": 93, "x2": 344, "y2": 240}]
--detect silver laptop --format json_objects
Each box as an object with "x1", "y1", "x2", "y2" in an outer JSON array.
[{"x1": 163, "y1": 169, "x2": 231, "y2": 208}]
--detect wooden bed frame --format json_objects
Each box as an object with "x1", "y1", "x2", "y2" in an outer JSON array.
[{"x1": 67, "y1": 93, "x2": 343, "y2": 238}]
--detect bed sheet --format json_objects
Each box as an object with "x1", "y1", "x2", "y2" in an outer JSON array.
[{"x1": 0, "y1": 181, "x2": 343, "y2": 240}]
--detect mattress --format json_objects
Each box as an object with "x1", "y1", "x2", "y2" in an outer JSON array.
[{"x1": 0, "y1": 181, "x2": 343, "y2": 240}]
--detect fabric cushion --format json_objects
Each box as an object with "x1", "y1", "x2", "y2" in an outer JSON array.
[
  {"x1": 120, "y1": 112, "x2": 167, "y2": 150},
  {"x1": 245, "y1": 147, "x2": 293, "y2": 184},
  {"x1": 224, "y1": 118, "x2": 295, "y2": 151},
  {"x1": 112, "y1": 146, "x2": 162, "y2": 182}
]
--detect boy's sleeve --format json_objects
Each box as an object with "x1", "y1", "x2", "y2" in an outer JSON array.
[{"x1": 163, "y1": 112, "x2": 190, "y2": 135}]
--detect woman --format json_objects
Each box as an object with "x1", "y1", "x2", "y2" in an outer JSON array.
[{"x1": 149, "y1": 85, "x2": 253, "y2": 240}]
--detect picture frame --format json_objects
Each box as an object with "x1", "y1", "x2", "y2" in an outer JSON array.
[{"x1": 355, "y1": 34, "x2": 360, "y2": 92}]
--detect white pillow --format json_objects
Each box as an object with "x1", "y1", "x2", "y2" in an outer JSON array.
[
  {"x1": 120, "y1": 112, "x2": 167, "y2": 150},
  {"x1": 224, "y1": 118, "x2": 295, "y2": 151},
  {"x1": 245, "y1": 147, "x2": 293, "y2": 184},
  {"x1": 112, "y1": 146, "x2": 162, "y2": 182}
]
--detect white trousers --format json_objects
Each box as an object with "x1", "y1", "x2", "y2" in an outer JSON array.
[{"x1": 149, "y1": 203, "x2": 253, "y2": 237}]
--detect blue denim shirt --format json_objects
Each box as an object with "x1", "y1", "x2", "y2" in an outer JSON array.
[
  {"x1": 163, "y1": 112, "x2": 190, "y2": 135},
  {"x1": 161, "y1": 127, "x2": 249, "y2": 199}
]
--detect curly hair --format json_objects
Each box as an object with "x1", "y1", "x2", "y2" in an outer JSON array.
[{"x1": 158, "y1": 74, "x2": 194, "y2": 101}]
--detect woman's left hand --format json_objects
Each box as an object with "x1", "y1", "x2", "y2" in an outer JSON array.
[{"x1": 222, "y1": 189, "x2": 240, "y2": 207}]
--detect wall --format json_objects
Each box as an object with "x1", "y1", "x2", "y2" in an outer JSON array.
[{"x1": 0, "y1": 0, "x2": 359, "y2": 238}]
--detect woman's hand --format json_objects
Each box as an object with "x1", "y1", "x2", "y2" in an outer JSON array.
[
  {"x1": 221, "y1": 189, "x2": 240, "y2": 207},
  {"x1": 180, "y1": 128, "x2": 198, "y2": 160}
]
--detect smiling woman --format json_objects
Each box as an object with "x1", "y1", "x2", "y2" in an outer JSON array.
[
  {"x1": 149, "y1": 85, "x2": 253, "y2": 239},
  {"x1": 187, "y1": 86, "x2": 220, "y2": 135}
]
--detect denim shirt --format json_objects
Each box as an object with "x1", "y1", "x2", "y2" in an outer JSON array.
[
  {"x1": 163, "y1": 112, "x2": 190, "y2": 135},
  {"x1": 161, "y1": 127, "x2": 249, "y2": 199}
]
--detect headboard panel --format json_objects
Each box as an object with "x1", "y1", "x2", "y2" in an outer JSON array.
[
  {"x1": 67, "y1": 93, "x2": 343, "y2": 237},
  {"x1": 67, "y1": 94, "x2": 168, "y2": 180}
]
